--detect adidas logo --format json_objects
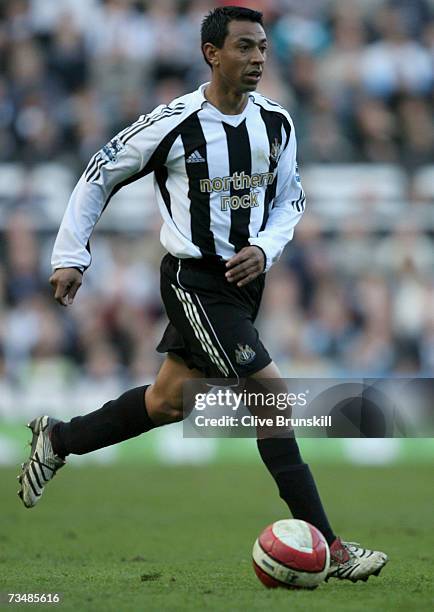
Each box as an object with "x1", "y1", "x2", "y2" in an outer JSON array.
[{"x1": 186, "y1": 150, "x2": 205, "y2": 164}]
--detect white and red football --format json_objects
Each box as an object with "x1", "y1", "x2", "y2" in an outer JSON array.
[{"x1": 252, "y1": 519, "x2": 330, "y2": 589}]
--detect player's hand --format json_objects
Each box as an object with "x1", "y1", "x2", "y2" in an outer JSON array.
[
  {"x1": 49, "y1": 268, "x2": 83, "y2": 307},
  {"x1": 225, "y1": 246, "x2": 265, "y2": 287}
]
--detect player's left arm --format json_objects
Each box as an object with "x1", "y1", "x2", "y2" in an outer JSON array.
[
  {"x1": 225, "y1": 244, "x2": 265, "y2": 287},
  {"x1": 247, "y1": 119, "x2": 305, "y2": 273}
]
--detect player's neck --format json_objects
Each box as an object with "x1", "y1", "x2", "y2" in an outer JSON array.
[{"x1": 204, "y1": 81, "x2": 249, "y2": 115}]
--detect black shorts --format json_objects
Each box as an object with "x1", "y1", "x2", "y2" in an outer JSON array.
[{"x1": 156, "y1": 253, "x2": 271, "y2": 378}]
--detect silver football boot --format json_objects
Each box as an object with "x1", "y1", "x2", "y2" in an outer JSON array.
[
  {"x1": 327, "y1": 537, "x2": 388, "y2": 582},
  {"x1": 17, "y1": 416, "x2": 65, "y2": 508}
]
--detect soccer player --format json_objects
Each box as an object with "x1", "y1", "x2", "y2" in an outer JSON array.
[{"x1": 18, "y1": 7, "x2": 387, "y2": 582}]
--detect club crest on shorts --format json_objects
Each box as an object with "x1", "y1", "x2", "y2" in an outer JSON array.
[
  {"x1": 269, "y1": 137, "x2": 281, "y2": 163},
  {"x1": 101, "y1": 137, "x2": 124, "y2": 163},
  {"x1": 235, "y1": 343, "x2": 256, "y2": 365}
]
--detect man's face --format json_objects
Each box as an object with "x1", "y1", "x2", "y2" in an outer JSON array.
[{"x1": 213, "y1": 20, "x2": 267, "y2": 92}]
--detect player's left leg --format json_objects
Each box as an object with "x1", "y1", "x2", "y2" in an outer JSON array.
[
  {"x1": 251, "y1": 361, "x2": 388, "y2": 582},
  {"x1": 17, "y1": 353, "x2": 203, "y2": 508}
]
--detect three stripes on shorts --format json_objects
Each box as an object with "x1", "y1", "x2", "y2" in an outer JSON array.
[{"x1": 171, "y1": 284, "x2": 229, "y2": 376}]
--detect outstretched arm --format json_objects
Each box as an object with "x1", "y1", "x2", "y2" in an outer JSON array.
[
  {"x1": 50, "y1": 102, "x2": 186, "y2": 305},
  {"x1": 50, "y1": 133, "x2": 144, "y2": 274},
  {"x1": 49, "y1": 138, "x2": 142, "y2": 306}
]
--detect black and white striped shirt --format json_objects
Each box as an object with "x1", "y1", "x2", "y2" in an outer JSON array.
[{"x1": 52, "y1": 83, "x2": 305, "y2": 273}]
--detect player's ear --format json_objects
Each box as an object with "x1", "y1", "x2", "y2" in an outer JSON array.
[{"x1": 203, "y1": 42, "x2": 219, "y2": 68}]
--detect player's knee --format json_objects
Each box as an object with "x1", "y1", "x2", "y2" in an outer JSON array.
[
  {"x1": 161, "y1": 401, "x2": 184, "y2": 423},
  {"x1": 152, "y1": 400, "x2": 184, "y2": 425},
  {"x1": 146, "y1": 386, "x2": 184, "y2": 425}
]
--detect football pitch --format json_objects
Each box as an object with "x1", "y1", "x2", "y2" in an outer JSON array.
[{"x1": 1, "y1": 463, "x2": 433, "y2": 611}]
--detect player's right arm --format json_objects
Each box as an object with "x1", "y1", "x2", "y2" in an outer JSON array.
[
  {"x1": 50, "y1": 102, "x2": 185, "y2": 305},
  {"x1": 49, "y1": 267, "x2": 83, "y2": 307}
]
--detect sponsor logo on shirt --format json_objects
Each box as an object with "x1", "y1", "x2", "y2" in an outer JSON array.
[
  {"x1": 199, "y1": 171, "x2": 274, "y2": 212},
  {"x1": 199, "y1": 171, "x2": 275, "y2": 193},
  {"x1": 220, "y1": 191, "x2": 259, "y2": 211}
]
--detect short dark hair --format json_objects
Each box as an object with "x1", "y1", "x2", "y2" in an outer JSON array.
[{"x1": 201, "y1": 6, "x2": 263, "y2": 68}]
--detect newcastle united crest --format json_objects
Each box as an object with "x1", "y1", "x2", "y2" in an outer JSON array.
[{"x1": 235, "y1": 343, "x2": 256, "y2": 365}]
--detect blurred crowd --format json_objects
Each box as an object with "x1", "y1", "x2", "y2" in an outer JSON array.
[
  {"x1": 0, "y1": 0, "x2": 432, "y2": 170},
  {"x1": 0, "y1": 0, "x2": 433, "y2": 394},
  {"x1": 0, "y1": 210, "x2": 433, "y2": 394}
]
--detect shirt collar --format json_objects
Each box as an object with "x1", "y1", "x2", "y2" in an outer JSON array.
[
  {"x1": 195, "y1": 82, "x2": 255, "y2": 112},
  {"x1": 195, "y1": 82, "x2": 210, "y2": 108}
]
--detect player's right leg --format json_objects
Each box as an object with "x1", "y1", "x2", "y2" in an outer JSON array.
[{"x1": 17, "y1": 353, "x2": 203, "y2": 508}]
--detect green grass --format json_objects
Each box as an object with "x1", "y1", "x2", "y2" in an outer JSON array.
[{"x1": 1, "y1": 463, "x2": 433, "y2": 611}]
